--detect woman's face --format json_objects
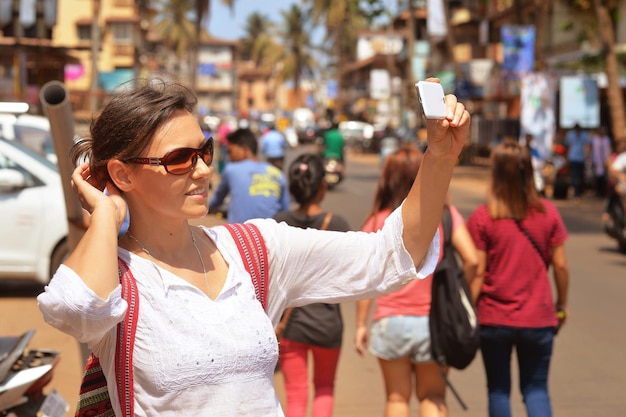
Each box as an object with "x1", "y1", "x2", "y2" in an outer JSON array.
[{"x1": 124, "y1": 109, "x2": 213, "y2": 222}]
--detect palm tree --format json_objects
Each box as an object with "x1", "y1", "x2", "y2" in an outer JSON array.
[
  {"x1": 239, "y1": 12, "x2": 276, "y2": 66},
  {"x1": 305, "y1": 0, "x2": 386, "y2": 116},
  {"x1": 191, "y1": 0, "x2": 236, "y2": 89},
  {"x1": 267, "y1": 4, "x2": 317, "y2": 108},
  {"x1": 154, "y1": 0, "x2": 236, "y2": 86},
  {"x1": 306, "y1": 0, "x2": 352, "y2": 116},
  {"x1": 237, "y1": 12, "x2": 278, "y2": 113},
  {"x1": 154, "y1": 0, "x2": 196, "y2": 76}
]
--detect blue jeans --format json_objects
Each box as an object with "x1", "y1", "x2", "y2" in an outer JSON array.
[
  {"x1": 480, "y1": 326, "x2": 555, "y2": 417},
  {"x1": 569, "y1": 160, "x2": 585, "y2": 197}
]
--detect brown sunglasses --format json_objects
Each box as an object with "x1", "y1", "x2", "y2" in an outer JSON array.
[{"x1": 125, "y1": 138, "x2": 214, "y2": 175}]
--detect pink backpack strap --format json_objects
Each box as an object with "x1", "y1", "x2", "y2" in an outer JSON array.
[
  {"x1": 116, "y1": 257, "x2": 138, "y2": 417},
  {"x1": 222, "y1": 223, "x2": 269, "y2": 310},
  {"x1": 74, "y1": 258, "x2": 138, "y2": 417}
]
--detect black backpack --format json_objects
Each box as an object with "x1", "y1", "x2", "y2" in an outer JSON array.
[{"x1": 429, "y1": 205, "x2": 480, "y2": 409}]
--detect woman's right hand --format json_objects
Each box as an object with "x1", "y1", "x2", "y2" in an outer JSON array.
[{"x1": 71, "y1": 163, "x2": 127, "y2": 230}]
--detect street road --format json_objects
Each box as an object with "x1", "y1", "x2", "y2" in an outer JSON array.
[{"x1": 1, "y1": 145, "x2": 626, "y2": 416}]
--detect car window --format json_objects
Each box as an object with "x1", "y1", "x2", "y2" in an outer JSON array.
[
  {"x1": 2, "y1": 138, "x2": 58, "y2": 171},
  {"x1": 0, "y1": 142, "x2": 52, "y2": 187},
  {"x1": 0, "y1": 153, "x2": 39, "y2": 188},
  {"x1": 14, "y1": 124, "x2": 54, "y2": 157}
]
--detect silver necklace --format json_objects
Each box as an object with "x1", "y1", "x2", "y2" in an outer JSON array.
[{"x1": 127, "y1": 229, "x2": 209, "y2": 294}]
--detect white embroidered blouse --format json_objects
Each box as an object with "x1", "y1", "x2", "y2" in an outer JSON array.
[{"x1": 38, "y1": 207, "x2": 439, "y2": 416}]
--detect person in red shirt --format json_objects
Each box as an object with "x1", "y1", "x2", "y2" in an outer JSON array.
[{"x1": 466, "y1": 140, "x2": 570, "y2": 417}]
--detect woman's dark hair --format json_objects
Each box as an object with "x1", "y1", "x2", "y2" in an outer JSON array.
[
  {"x1": 366, "y1": 147, "x2": 423, "y2": 223},
  {"x1": 70, "y1": 78, "x2": 197, "y2": 189},
  {"x1": 487, "y1": 139, "x2": 545, "y2": 219},
  {"x1": 287, "y1": 153, "x2": 325, "y2": 205}
]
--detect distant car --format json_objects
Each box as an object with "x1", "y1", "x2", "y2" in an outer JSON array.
[
  {"x1": 283, "y1": 127, "x2": 299, "y2": 147},
  {"x1": 292, "y1": 107, "x2": 316, "y2": 143},
  {"x1": 0, "y1": 138, "x2": 68, "y2": 284},
  {"x1": 339, "y1": 121, "x2": 375, "y2": 152},
  {"x1": 0, "y1": 108, "x2": 57, "y2": 164},
  {"x1": 298, "y1": 125, "x2": 325, "y2": 145}
]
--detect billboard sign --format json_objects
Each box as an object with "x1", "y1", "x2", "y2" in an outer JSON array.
[
  {"x1": 559, "y1": 75, "x2": 599, "y2": 129},
  {"x1": 370, "y1": 69, "x2": 390, "y2": 100},
  {"x1": 501, "y1": 25, "x2": 535, "y2": 78}
]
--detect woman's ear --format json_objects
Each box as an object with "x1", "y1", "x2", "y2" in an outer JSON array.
[{"x1": 107, "y1": 159, "x2": 133, "y2": 192}]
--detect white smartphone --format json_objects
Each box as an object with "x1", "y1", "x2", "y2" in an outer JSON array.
[{"x1": 415, "y1": 81, "x2": 446, "y2": 119}]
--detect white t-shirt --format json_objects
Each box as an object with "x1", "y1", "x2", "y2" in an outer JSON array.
[{"x1": 38, "y1": 207, "x2": 439, "y2": 416}]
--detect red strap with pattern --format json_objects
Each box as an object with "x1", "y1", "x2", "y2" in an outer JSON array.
[{"x1": 223, "y1": 223, "x2": 269, "y2": 310}]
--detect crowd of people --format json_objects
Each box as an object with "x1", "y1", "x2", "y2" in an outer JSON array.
[
  {"x1": 523, "y1": 123, "x2": 625, "y2": 204},
  {"x1": 35, "y1": 77, "x2": 581, "y2": 417}
]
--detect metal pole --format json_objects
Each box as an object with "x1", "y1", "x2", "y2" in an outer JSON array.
[{"x1": 40, "y1": 81, "x2": 85, "y2": 251}]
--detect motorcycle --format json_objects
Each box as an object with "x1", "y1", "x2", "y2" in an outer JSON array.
[
  {"x1": 603, "y1": 185, "x2": 626, "y2": 254},
  {"x1": 0, "y1": 329, "x2": 67, "y2": 417},
  {"x1": 323, "y1": 157, "x2": 344, "y2": 190}
]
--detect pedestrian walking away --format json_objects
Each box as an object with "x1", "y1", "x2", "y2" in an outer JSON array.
[
  {"x1": 260, "y1": 122, "x2": 288, "y2": 170},
  {"x1": 466, "y1": 139, "x2": 570, "y2": 417},
  {"x1": 564, "y1": 123, "x2": 590, "y2": 198},
  {"x1": 354, "y1": 147, "x2": 478, "y2": 417},
  {"x1": 273, "y1": 153, "x2": 351, "y2": 417},
  {"x1": 36, "y1": 77, "x2": 470, "y2": 416},
  {"x1": 590, "y1": 127, "x2": 612, "y2": 198}
]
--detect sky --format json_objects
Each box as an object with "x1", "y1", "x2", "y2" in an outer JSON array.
[
  {"x1": 207, "y1": 0, "x2": 398, "y2": 41},
  {"x1": 208, "y1": 0, "x2": 299, "y2": 41}
]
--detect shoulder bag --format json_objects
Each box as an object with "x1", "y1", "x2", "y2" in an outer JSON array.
[{"x1": 515, "y1": 220, "x2": 549, "y2": 269}]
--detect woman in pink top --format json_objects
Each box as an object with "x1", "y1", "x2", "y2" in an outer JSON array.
[{"x1": 354, "y1": 148, "x2": 478, "y2": 417}]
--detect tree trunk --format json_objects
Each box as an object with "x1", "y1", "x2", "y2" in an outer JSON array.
[
  {"x1": 191, "y1": 19, "x2": 200, "y2": 91},
  {"x1": 533, "y1": 0, "x2": 551, "y2": 69},
  {"x1": 335, "y1": 11, "x2": 346, "y2": 118},
  {"x1": 90, "y1": 0, "x2": 100, "y2": 113},
  {"x1": 594, "y1": 0, "x2": 625, "y2": 140},
  {"x1": 294, "y1": 73, "x2": 301, "y2": 108},
  {"x1": 442, "y1": 0, "x2": 461, "y2": 81}
]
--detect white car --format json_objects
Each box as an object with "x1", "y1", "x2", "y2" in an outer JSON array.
[
  {"x1": 339, "y1": 120, "x2": 375, "y2": 152},
  {"x1": 0, "y1": 138, "x2": 68, "y2": 284},
  {"x1": 0, "y1": 105, "x2": 57, "y2": 164}
]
